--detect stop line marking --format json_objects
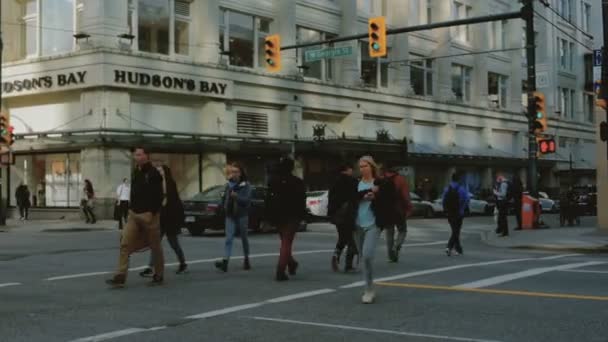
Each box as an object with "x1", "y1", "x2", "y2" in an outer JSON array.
[{"x1": 0, "y1": 282, "x2": 21, "y2": 288}]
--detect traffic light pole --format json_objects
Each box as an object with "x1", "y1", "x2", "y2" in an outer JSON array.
[
  {"x1": 602, "y1": 0, "x2": 608, "y2": 161},
  {"x1": 0, "y1": 30, "x2": 5, "y2": 226},
  {"x1": 523, "y1": 0, "x2": 538, "y2": 198}
]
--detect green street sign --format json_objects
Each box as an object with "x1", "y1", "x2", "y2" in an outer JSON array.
[{"x1": 304, "y1": 46, "x2": 353, "y2": 62}]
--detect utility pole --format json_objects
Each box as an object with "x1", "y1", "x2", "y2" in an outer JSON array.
[
  {"x1": 523, "y1": 0, "x2": 538, "y2": 197},
  {"x1": 602, "y1": 0, "x2": 608, "y2": 161},
  {"x1": 0, "y1": 30, "x2": 5, "y2": 226}
]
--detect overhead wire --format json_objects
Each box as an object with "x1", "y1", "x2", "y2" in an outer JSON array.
[
  {"x1": 536, "y1": 0, "x2": 593, "y2": 39},
  {"x1": 533, "y1": 10, "x2": 593, "y2": 51}
]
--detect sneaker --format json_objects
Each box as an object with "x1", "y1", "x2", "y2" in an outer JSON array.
[
  {"x1": 139, "y1": 268, "x2": 153, "y2": 278},
  {"x1": 148, "y1": 275, "x2": 164, "y2": 286},
  {"x1": 275, "y1": 271, "x2": 289, "y2": 282},
  {"x1": 288, "y1": 261, "x2": 299, "y2": 276},
  {"x1": 331, "y1": 255, "x2": 339, "y2": 272},
  {"x1": 243, "y1": 258, "x2": 251, "y2": 271},
  {"x1": 176, "y1": 264, "x2": 188, "y2": 275},
  {"x1": 445, "y1": 248, "x2": 452, "y2": 256},
  {"x1": 361, "y1": 289, "x2": 376, "y2": 304},
  {"x1": 214, "y1": 259, "x2": 228, "y2": 272},
  {"x1": 105, "y1": 276, "x2": 125, "y2": 288},
  {"x1": 388, "y1": 249, "x2": 397, "y2": 263}
]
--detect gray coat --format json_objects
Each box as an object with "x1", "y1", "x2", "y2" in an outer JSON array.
[{"x1": 222, "y1": 181, "x2": 252, "y2": 218}]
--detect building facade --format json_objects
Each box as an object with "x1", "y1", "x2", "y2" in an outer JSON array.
[{"x1": 0, "y1": 0, "x2": 599, "y2": 217}]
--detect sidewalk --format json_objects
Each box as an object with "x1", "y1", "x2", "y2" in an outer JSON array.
[
  {"x1": 481, "y1": 226, "x2": 608, "y2": 253},
  {"x1": 0, "y1": 219, "x2": 118, "y2": 233}
]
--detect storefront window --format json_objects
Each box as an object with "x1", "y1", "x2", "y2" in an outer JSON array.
[{"x1": 10, "y1": 153, "x2": 81, "y2": 208}]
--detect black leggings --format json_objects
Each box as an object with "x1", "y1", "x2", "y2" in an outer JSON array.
[
  {"x1": 334, "y1": 224, "x2": 357, "y2": 257},
  {"x1": 149, "y1": 231, "x2": 186, "y2": 266}
]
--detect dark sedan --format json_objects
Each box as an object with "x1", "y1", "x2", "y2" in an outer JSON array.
[{"x1": 183, "y1": 185, "x2": 306, "y2": 236}]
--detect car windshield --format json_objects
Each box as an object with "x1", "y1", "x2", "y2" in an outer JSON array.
[
  {"x1": 307, "y1": 191, "x2": 327, "y2": 197},
  {"x1": 190, "y1": 186, "x2": 224, "y2": 201}
]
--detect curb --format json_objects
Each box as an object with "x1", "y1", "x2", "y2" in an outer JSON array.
[{"x1": 479, "y1": 231, "x2": 608, "y2": 254}]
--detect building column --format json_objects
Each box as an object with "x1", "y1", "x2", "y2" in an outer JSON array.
[
  {"x1": 81, "y1": 148, "x2": 132, "y2": 218},
  {"x1": 506, "y1": 16, "x2": 524, "y2": 112},
  {"x1": 274, "y1": 0, "x2": 297, "y2": 76},
  {"x1": 80, "y1": 90, "x2": 131, "y2": 130},
  {"x1": 201, "y1": 101, "x2": 229, "y2": 135},
  {"x1": 471, "y1": 3, "x2": 489, "y2": 108},
  {"x1": 388, "y1": 0, "x2": 413, "y2": 95},
  {"x1": 202, "y1": 153, "x2": 227, "y2": 190},
  {"x1": 434, "y1": 0, "x2": 454, "y2": 101},
  {"x1": 337, "y1": 0, "x2": 360, "y2": 86},
  {"x1": 80, "y1": 0, "x2": 129, "y2": 49},
  {"x1": 482, "y1": 167, "x2": 494, "y2": 190},
  {"x1": 192, "y1": 0, "x2": 220, "y2": 64}
]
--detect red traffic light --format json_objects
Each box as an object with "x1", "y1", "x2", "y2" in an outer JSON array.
[{"x1": 538, "y1": 138, "x2": 556, "y2": 154}]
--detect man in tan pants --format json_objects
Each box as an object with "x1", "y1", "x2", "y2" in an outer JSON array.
[{"x1": 106, "y1": 147, "x2": 165, "y2": 288}]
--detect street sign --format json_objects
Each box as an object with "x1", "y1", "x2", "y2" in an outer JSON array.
[
  {"x1": 594, "y1": 49, "x2": 602, "y2": 66},
  {"x1": 305, "y1": 46, "x2": 353, "y2": 62}
]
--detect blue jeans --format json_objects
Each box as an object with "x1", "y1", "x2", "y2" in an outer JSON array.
[
  {"x1": 354, "y1": 225, "x2": 381, "y2": 290},
  {"x1": 225, "y1": 216, "x2": 250, "y2": 260}
]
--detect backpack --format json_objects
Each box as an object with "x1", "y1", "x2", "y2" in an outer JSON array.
[{"x1": 444, "y1": 186, "x2": 461, "y2": 217}]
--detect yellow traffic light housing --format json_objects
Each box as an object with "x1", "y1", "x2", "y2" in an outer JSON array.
[
  {"x1": 368, "y1": 16, "x2": 387, "y2": 58},
  {"x1": 264, "y1": 34, "x2": 281, "y2": 72},
  {"x1": 0, "y1": 113, "x2": 8, "y2": 145},
  {"x1": 533, "y1": 91, "x2": 547, "y2": 133}
]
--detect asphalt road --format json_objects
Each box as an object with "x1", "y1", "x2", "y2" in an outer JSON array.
[{"x1": 0, "y1": 214, "x2": 606, "y2": 342}]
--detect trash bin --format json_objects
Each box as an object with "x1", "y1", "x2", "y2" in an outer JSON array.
[{"x1": 522, "y1": 194, "x2": 539, "y2": 230}]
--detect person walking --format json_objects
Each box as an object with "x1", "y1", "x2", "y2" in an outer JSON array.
[
  {"x1": 442, "y1": 173, "x2": 470, "y2": 256},
  {"x1": 494, "y1": 175, "x2": 510, "y2": 237},
  {"x1": 381, "y1": 161, "x2": 413, "y2": 263},
  {"x1": 115, "y1": 178, "x2": 130, "y2": 230},
  {"x1": 81, "y1": 180, "x2": 96, "y2": 224},
  {"x1": 15, "y1": 183, "x2": 31, "y2": 221},
  {"x1": 140, "y1": 165, "x2": 188, "y2": 276},
  {"x1": 327, "y1": 163, "x2": 358, "y2": 272},
  {"x1": 106, "y1": 146, "x2": 165, "y2": 288},
  {"x1": 512, "y1": 176, "x2": 524, "y2": 231},
  {"x1": 214, "y1": 162, "x2": 253, "y2": 273},
  {"x1": 355, "y1": 156, "x2": 382, "y2": 304},
  {"x1": 266, "y1": 157, "x2": 306, "y2": 282}
]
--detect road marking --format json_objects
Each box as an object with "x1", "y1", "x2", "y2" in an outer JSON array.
[
  {"x1": 457, "y1": 261, "x2": 607, "y2": 289},
  {"x1": 560, "y1": 269, "x2": 608, "y2": 274},
  {"x1": 402, "y1": 241, "x2": 445, "y2": 247},
  {"x1": 340, "y1": 257, "x2": 535, "y2": 289},
  {"x1": 69, "y1": 328, "x2": 150, "y2": 342},
  {"x1": 249, "y1": 316, "x2": 502, "y2": 342},
  {"x1": 46, "y1": 272, "x2": 112, "y2": 281},
  {"x1": 185, "y1": 303, "x2": 264, "y2": 319},
  {"x1": 0, "y1": 282, "x2": 21, "y2": 288},
  {"x1": 44, "y1": 249, "x2": 333, "y2": 282},
  {"x1": 266, "y1": 289, "x2": 335, "y2": 303},
  {"x1": 538, "y1": 254, "x2": 582, "y2": 260},
  {"x1": 376, "y1": 282, "x2": 608, "y2": 301}
]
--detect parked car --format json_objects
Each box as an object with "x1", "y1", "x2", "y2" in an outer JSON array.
[
  {"x1": 431, "y1": 193, "x2": 494, "y2": 216},
  {"x1": 183, "y1": 185, "x2": 307, "y2": 236},
  {"x1": 410, "y1": 192, "x2": 435, "y2": 218},
  {"x1": 538, "y1": 191, "x2": 559, "y2": 213},
  {"x1": 306, "y1": 190, "x2": 329, "y2": 218}
]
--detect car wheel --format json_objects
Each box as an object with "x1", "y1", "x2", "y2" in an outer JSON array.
[
  {"x1": 187, "y1": 226, "x2": 205, "y2": 236},
  {"x1": 424, "y1": 207, "x2": 434, "y2": 218}
]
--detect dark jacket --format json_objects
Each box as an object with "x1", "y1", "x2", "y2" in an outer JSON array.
[
  {"x1": 130, "y1": 162, "x2": 163, "y2": 214},
  {"x1": 15, "y1": 185, "x2": 31, "y2": 208},
  {"x1": 160, "y1": 177, "x2": 184, "y2": 235},
  {"x1": 512, "y1": 178, "x2": 524, "y2": 203},
  {"x1": 327, "y1": 173, "x2": 358, "y2": 220},
  {"x1": 221, "y1": 181, "x2": 252, "y2": 218},
  {"x1": 265, "y1": 174, "x2": 306, "y2": 225},
  {"x1": 442, "y1": 182, "x2": 470, "y2": 218},
  {"x1": 371, "y1": 175, "x2": 402, "y2": 228}
]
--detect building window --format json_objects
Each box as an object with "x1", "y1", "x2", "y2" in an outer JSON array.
[
  {"x1": 10, "y1": 153, "x2": 82, "y2": 208},
  {"x1": 219, "y1": 9, "x2": 272, "y2": 69},
  {"x1": 489, "y1": 21, "x2": 506, "y2": 49},
  {"x1": 360, "y1": 43, "x2": 390, "y2": 88},
  {"x1": 453, "y1": 1, "x2": 472, "y2": 42},
  {"x1": 410, "y1": 54, "x2": 433, "y2": 96},
  {"x1": 558, "y1": 38, "x2": 568, "y2": 69},
  {"x1": 297, "y1": 27, "x2": 336, "y2": 81},
  {"x1": 568, "y1": 42, "x2": 575, "y2": 71},
  {"x1": 570, "y1": 89, "x2": 576, "y2": 120},
  {"x1": 585, "y1": 94, "x2": 594, "y2": 123},
  {"x1": 559, "y1": 0, "x2": 572, "y2": 21},
  {"x1": 426, "y1": 0, "x2": 433, "y2": 24},
  {"x1": 357, "y1": 0, "x2": 372, "y2": 14},
  {"x1": 582, "y1": 2, "x2": 591, "y2": 32},
  {"x1": 451, "y1": 64, "x2": 472, "y2": 103},
  {"x1": 560, "y1": 87, "x2": 570, "y2": 118},
  {"x1": 488, "y1": 73, "x2": 508, "y2": 108},
  {"x1": 22, "y1": 0, "x2": 38, "y2": 57},
  {"x1": 130, "y1": 0, "x2": 192, "y2": 56}
]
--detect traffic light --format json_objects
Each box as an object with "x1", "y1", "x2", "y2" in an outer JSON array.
[
  {"x1": 368, "y1": 16, "x2": 387, "y2": 58},
  {"x1": 538, "y1": 138, "x2": 556, "y2": 154},
  {"x1": 532, "y1": 91, "x2": 547, "y2": 133},
  {"x1": 0, "y1": 114, "x2": 8, "y2": 145},
  {"x1": 264, "y1": 34, "x2": 281, "y2": 72}
]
